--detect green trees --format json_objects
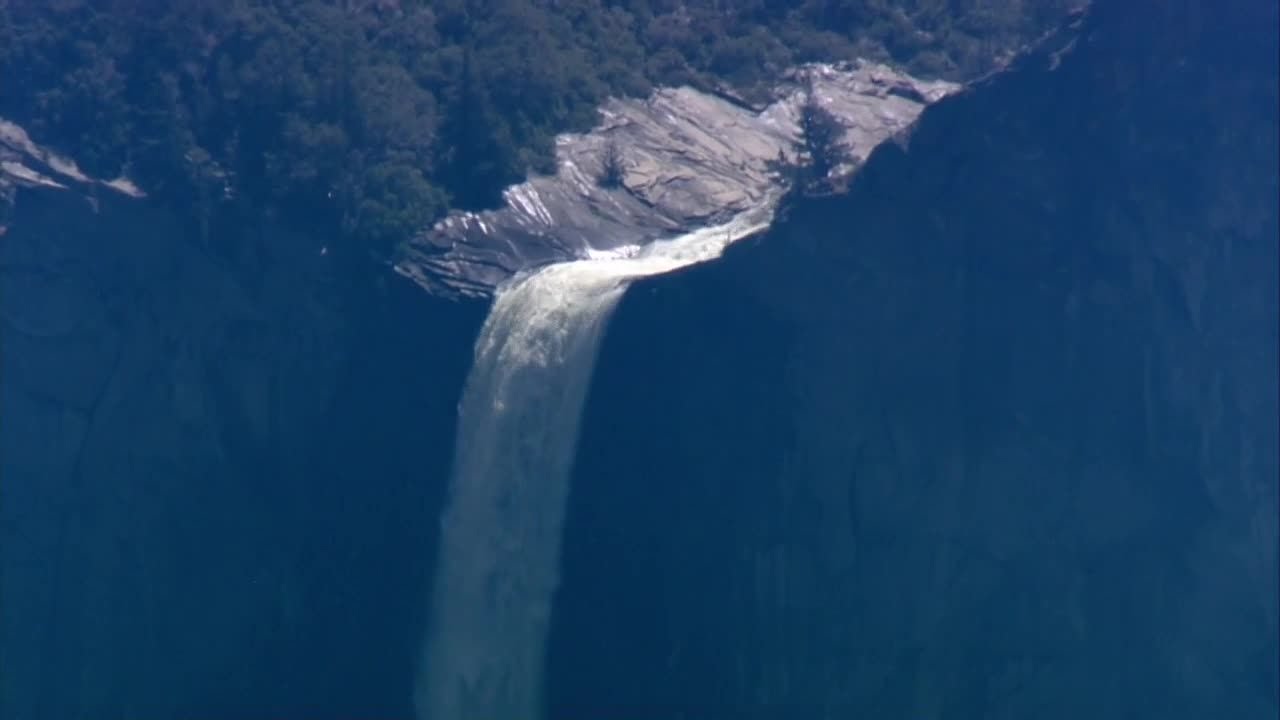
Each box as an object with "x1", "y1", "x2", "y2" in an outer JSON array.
[
  {"x1": 0, "y1": 0, "x2": 1075, "y2": 253},
  {"x1": 766, "y1": 74, "x2": 850, "y2": 196},
  {"x1": 796, "y1": 76, "x2": 848, "y2": 193}
]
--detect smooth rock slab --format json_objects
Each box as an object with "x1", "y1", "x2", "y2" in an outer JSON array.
[{"x1": 394, "y1": 61, "x2": 959, "y2": 300}]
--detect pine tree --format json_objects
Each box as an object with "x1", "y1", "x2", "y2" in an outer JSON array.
[
  {"x1": 795, "y1": 72, "x2": 847, "y2": 193},
  {"x1": 597, "y1": 137, "x2": 625, "y2": 188}
]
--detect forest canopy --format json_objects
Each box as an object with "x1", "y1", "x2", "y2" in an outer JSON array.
[{"x1": 0, "y1": 0, "x2": 1074, "y2": 251}]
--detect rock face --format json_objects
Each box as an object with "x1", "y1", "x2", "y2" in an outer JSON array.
[
  {"x1": 394, "y1": 61, "x2": 958, "y2": 299},
  {"x1": 3, "y1": 1, "x2": 1275, "y2": 718},
  {"x1": 0, "y1": 63, "x2": 957, "y2": 719},
  {"x1": 1, "y1": 119, "x2": 144, "y2": 205},
  {"x1": 551, "y1": 2, "x2": 1278, "y2": 718},
  {"x1": 1, "y1": 138, "x2": 483, "y2": 718},
  {"x1": 0, "y1": 59, "x2": 951, "y2": 716}
]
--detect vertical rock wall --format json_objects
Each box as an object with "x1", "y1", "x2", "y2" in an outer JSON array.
[
  {"x1": 1, "y1": 189, "x2": 480, "y2": 718},
  {"x1": 554, "y1": 2, "x2": 1278, "y2": 717}
]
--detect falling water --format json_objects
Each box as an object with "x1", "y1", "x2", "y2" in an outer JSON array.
[{"x1": 416, "y1": 206, "x2": 774, "y2": 720}]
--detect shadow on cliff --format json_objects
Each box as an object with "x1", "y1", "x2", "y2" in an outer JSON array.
[
  {"x1": 0, "y1": 187, "x2": 485, "y2": 718},
  {"x1": 552, "y1": 1, "x2": 1278, "y2": 717}
]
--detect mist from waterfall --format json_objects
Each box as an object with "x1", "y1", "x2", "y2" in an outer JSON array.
[{"x1": 415, "y1": 206, "x2": 774, "y2": 720}]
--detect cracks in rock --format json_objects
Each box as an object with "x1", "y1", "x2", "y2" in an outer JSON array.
[{"x1": 35, "y1": 327, "x2": 124, "y2": 718}]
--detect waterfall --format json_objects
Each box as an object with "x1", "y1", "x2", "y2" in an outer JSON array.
[{"x1": 416, "y1": 206, "x2": 774, "y2": 720}]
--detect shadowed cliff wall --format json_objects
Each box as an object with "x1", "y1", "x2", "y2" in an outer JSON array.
[
  {"x1": 554, "y1": 2, "x2": 1278, "y2": 717},
  {"x1": 1, "y1": 188, "x2": 483, "y2": 718}
]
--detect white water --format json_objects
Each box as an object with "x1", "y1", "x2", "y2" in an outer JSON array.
[{"x1": 416, "y1": 206, "x2": 775, "y2": 720}]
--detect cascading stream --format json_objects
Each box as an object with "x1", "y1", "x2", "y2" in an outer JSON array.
[{"x1": 416, "y1": 205, "x2": 775, "y2": 720}]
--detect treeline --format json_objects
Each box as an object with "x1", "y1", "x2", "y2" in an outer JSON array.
[{"x1": 0, "y1": 0, "x2": 1073, "y2": 251}]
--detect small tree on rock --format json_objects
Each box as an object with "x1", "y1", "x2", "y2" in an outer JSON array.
[
  {"x1": 598, "y1": 137, "x2": 626, "y2": 188},
  {"x1": 794, "y1": 73, "x2": 847, "y2": 194}
]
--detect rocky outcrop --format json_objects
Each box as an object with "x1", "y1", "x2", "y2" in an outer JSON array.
[
  {"x1": 551, "y1": 2, "x2": 1278, "y2": 718},
  {"x1": 1, "y1": 119, "x2": 144, "y2": 207},
  {"x1": 394, "y1": 62, "x2": 958, "y2": 299}
]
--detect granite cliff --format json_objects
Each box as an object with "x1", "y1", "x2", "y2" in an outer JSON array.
[
  {"x1": 1, "y1": 126, "x2": 483, "y2": 717},
  {"x1": 2, "y1": 59, "x2": 963, "y2": 719},
  {"x1": 1, "y1": 0, "x2": 1275, "y2": 718},
  {"x1": 553, "y1": 2, "x2": 1278, "y2": 717}
]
